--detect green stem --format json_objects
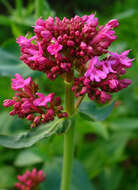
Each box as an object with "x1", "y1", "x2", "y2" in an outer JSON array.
[
  {"x1": 16, "y1": 0, "x2": 22, "y2": 17},
  {"x1": 60, "y1": 72, "x2": 75, "y2": 190},
  {"x1": 35, "y1": 0, "x2": 44, "y2": 18}
]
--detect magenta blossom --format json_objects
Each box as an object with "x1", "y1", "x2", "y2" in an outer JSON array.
[
  {"x1": 14, "y1": 14, "x2": 133, "y2": 105},
  {"x1": 47, "y1": 38, "x2": 63, "y2": 55},
  {"x1": 33, "y1": 93, "x2": 54, "y2": 106},
  {"x1": 109, "y1": 50, "x2": 134, "y2": 68},
  {"x1": 17, "y1": 14, "x2": 119, "y2": 80},
  {"x1": 85, "y1": 57, "x2": 109, "y2": 82},
  {"x1": 72, "y1": 50, "x2": 133, "y2": 104},
  {"x1": 11, "y1": 73, "x2": 32, "y2": 90},
  {"x1": 15, "y1": 168, "x2": 46, "y2": 190},
  {"x1": 3, "y1": 74, "x2": 67, "y2": 127}
]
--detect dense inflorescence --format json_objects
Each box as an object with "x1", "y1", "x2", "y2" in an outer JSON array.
[
  {"x1": 3, "y1": 74, "x2": 67, "y2": 127},
  {"x1": 16, "y1": 14, "x2": 133, "y2": 104},
  {"x1": 72, "y1": 51, "x2": 133, "y2": 103},
  {"x1": 15, "y1": 168, "x2": 46, "y2": 190},
  {"x1": 17, "y1": 15, "x2": 118, "y2": 80}
]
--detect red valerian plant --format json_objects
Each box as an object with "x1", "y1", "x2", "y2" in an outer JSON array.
[
  {"x1": 2, "y1": 14, "x2": 134, "y2": 190},
  {"x1": 15, "y1": 168, "x2": 46, "y2": 190}
]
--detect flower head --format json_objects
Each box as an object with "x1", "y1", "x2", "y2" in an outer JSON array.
[
  {"x1": 17, "y1": 14, "x2": 119, "y2": 80},
  {"x1": 72, "y1": 50, "x2": 133, "y2": 104},
  {"x1": 3, "y1": 74, "x2": 67, "y2": 127},
  {"x1": 15, "y1": 14, "x2": 133, "y2": 105},
  {"x1": 15, "y1": 168, "x2": 46, "y2": 190}
]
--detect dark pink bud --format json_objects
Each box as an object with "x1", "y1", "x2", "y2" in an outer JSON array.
[
  {"x1": 80, "y1": 42, "x2": 87, "y2": 50},
  {"x1": 9, "y1": 110, "x2": 16, "y2": 116},
  {"x1": 41, "y1": 30, "x2": 51, "y2": 39},
  {"x1": 33, "y1": 116, "x2": 41, "y2": 125},
  {"x1": 54, "y1": 96, "x2": 61, "y2": 105},
  {"x1": 80, "y1": 51, "x2": 84, "y2": 56},
  {"x1": 3, "y1": 99, "x2": 16, "y2": 107},
  {"x1": 75, "y1": 31, "x2": 80, "y2": 36},
  {"x1": 107, "y1": 19, "x2": 119, "y2": 28},
  {"x1": 67, "y1": 40, "x2": 74, "y2": 46},
  {"x1": 26, "y1": 114, "x2": 34, "y2": 120}
]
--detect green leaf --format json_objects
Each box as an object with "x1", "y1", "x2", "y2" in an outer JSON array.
[
  {"x1": 115, "y1": 9, "x2": 136, "y2": 20},
  {"x1": 0, "y1": 112, "x2": 27, "y2": 135},
  {"x1": 78, "y1": 131, "x2": 132, "y2": 178},
  {"x1": 109, "y1": 118, "x2": 138, "y2": 131},
  {"x1": 11, "y1": 23, "x2": 24, "y2": 38},
  {"x1": 98, "y1": 166, "x2": 123, "y2": 190},
  {"x1": 56, "y1": 118, "x2": 72, "y2": 135},
  {"x1": 0, "y1": 46, "x2": 30, "y2": 77},
  {"x1": 14, "y1": 149, "x2": 43, "y2": 166},
  {"x1": 0, "y1": 119, "x2": 62, "y2": 149},
  {"x1": 79, "y1": 101, "x2": 114, "y2": 121},
  {"x1": 0, "y1": 118, "x2": 71, "y2": 149},
  {"x1": 0, "y1": 15, "x2": 12, "y2": 26},
  {"x1": 0, "y1": 166, "x2": 16, "y2": 188},
  {"x1": 0, "y1": 40, "x2": 40, "y2": 77},
  {"x1": 40, "y1": 157, "x2": 96, "y2": 190},
  {"x1": 76, "y1": 115, "x2": 109, "y2": 139}
]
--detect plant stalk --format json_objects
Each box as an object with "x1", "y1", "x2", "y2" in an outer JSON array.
[
  {"x1": 35, "y1": 0, "x2": 44, "y2": 18},
  {"x1": 16, "y1": 0, "x2": 22, "y2": 17},
  {"x1": 60, "y1": 72, "x2": 75, "y2": 190}
]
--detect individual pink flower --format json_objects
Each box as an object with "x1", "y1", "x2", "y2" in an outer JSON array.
[
  {"x1": 91, "y1": 19, "x2": 119, "y2": 54},
  {"x1": 15, "y1": 168, "x2": 46, "y2": 190},
  {"x1": 109, "y1": 50, "x2": 134, "y2": 68},
  {"x1": 47, "y1": 38, "x2": 63, "y2": 55},
  {"x1": 17, "y1": 36, "x2": 36, "y2": 48},
  {"x1": 86, "y1": 14, "x2": 98, "y2": 26},
  {"x1": 85, "y1": 57, "x2": 108, "y2": 82},
  {"x1": 11, "y1": 73, "x2": 32, "y2": 90},
  {"x1": 3, "y1": 99, "x2": 16, "y2": 107},
  {"x1": 33, "y1": 93, "x2": 54, "y2": 106}
]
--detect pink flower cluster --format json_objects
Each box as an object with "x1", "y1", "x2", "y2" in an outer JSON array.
[
  {"x1": 72, "y1": 51, "x2": 133, "y2": 103},
  {"x1": 17, "y1": 15, "x2": 118, "y2": 80},
  {"x1": 15, "y1": 168, "x2": 46, "y2": 190},
  {"x1": 3, "y1": 74, "x2": 67, "y2": 127},
  {"x1": 16, "y1": 14, "x2": 133, "y2": 104}
]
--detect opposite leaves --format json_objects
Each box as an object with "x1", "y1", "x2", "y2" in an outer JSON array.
[{"x1": 79, "y1": 101, "x2": 114, "y2": 121}]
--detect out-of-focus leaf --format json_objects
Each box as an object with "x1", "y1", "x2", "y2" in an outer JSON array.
[
  {"x1": 0, "y1": 42, "x2": 40, "y2": 77},
  {"x1": 106, "y1": 132, "x2": 132, "y2": 163},
  {"x1": 0, "y1": 112, "x2": 26, "y2": 135},
  {"x1": 109, "y1": 118, "x2": 138, "y2": 131},
  {"x1": 115, "y1": 9, "x2": 136, "y2": 20},
  {"x1": 0, "y1": 166, "x2": 16, "y2": 188},
  {"x1": 98, "y1": 166, "x2": 123, "y2": 190},
  {"x1": 14, "y1": 149, "x2": 43, "y2": 166},
  {"x1": 78, "y1": 131, "x2": 132, "y2": 178},
  {"x1": 79, "y1": 101, "x2": 114, "y2": 121},
  {"x1": 0, "y1": 15, "x2": 12, "y2": 26},
  {"x1": 0, "y1": 118, "x2": 70, "y2": 149},
  {"x1": 40, "y1": 158, "x2": 96, "y2": 190},
  {"x1": 76, "y1": 115, "x2": 109, "y2": 139},
  {"x1": 109, "y1": 42, "x2": 127, "y2": 52},
  {"x1": 11, "y1": 23, "x2": 24, "y2": 38}
]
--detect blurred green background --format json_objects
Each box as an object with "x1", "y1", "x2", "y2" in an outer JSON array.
[{"x1": 0, "y1": 0, "x2": 138, "y2": 189}]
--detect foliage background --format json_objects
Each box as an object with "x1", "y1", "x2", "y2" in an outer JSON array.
[{"x1": 0, "y1": 0, "x2": 138, "y2": 189}]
